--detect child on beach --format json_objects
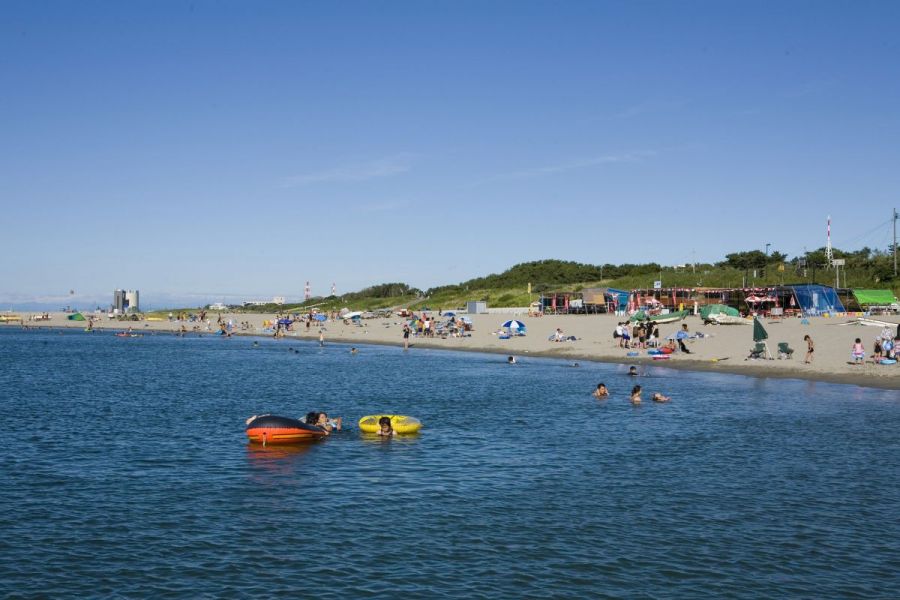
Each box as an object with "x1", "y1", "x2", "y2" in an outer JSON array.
[
  {"x1": 593, "y1": 383, "x2": 609, "y2": 399},
  {"x1": 377, "y1": 416, "x2": 396, "y2": 436},
  {"x1": 804, "y1": 335, "x2": 814, "y2": 364},
  {"x1": 851, "y1": 338, "x2": 865, "y2": 364},
  {"x1": 630, "y1": 385, "x2": 642, "y2": 404}
]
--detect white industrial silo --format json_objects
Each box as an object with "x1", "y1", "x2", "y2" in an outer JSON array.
[{"x1": 125, "y1": 290, "x2": 140, "y2": 312}]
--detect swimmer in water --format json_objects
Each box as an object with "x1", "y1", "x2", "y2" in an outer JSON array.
[
  {"x1": 652, "y1": 392, "x2": 670, "y2": 403},
  {"x1": 630, "y1": 385, "x2": 642, "y2": 404},
  {"x1": 507, "y1": 356, "x2": 516, "y2": 364},
  {"x1": 592, "y1": 383, "x2": 609, "y2": 399},
  {"x1": 571, "y1": 362, "x2": 580, "y2": 368},
  {"x1": 351, "y1": 347, "x2": 359, "y2": 354},
  {"x1": 377, "y1": 416, "x2": 396, "y2": 437},
  {"x1": 628, "y1": 366, "x2": 638, "y2": 376},
  {"x1": 315, "y1": 412, "x2": 342, "y2": 433}
]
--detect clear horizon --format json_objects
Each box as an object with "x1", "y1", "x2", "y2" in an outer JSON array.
[{"x1": 2, "y1": 1, "x2": 899, "y2": 307}]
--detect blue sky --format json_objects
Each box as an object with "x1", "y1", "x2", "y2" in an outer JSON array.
[{"x1": 2, "y1": 1, "x2": 899, "y2": 308}]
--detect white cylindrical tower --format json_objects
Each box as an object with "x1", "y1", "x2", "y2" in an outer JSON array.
[{"x1": 125, "y1": 290, "x2": 140, "y2": 312}]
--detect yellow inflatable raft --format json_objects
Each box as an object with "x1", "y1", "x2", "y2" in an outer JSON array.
[{"x1": 358, "y1": 414, "x2": 422, "y2": 434}]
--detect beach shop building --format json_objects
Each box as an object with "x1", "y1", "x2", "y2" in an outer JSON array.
[
  {"x1": 538, "y1": 288, "x2": 630, "y2": 314},
  {"x1": 627, "y1": 284, "x2": 848, "y2": 318}
]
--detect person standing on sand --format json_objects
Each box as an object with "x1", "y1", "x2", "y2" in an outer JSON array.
[
  {"x1": 804, "y1": 335, "x2": 814, "y2": 364},
  {"x1": 403, "y1": 324, "x2": 411, "y2": 350}
]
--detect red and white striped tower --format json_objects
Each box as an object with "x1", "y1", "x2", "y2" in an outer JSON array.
[
  {"x1": 304, "y1": 281, "x2": 311, "y2": 301},
  {"x1": 825, "y1": 215, "x2": 833, "y2": 266}
]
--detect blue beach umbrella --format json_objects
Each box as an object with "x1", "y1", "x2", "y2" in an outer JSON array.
[
  {"x1": 313, "y1": 314, "x2": 327, "y2": 322},
  {"x1": 501, "y1": 320, "x2": 526, "y2": 329}
]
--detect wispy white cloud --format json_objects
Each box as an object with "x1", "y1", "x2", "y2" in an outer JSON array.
[
  {"x1": 357, "y1": 200, "x2": 408, "y2": 214},
  {"x1": 281, "y1": 154, "x2": 415, "y2": 187},
  {"x1": 480, "y1": 151, "x2": 656, "y2": 183}
]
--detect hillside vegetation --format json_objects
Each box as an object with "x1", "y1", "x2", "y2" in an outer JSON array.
[{"x1": 183, "y1": 249, "x2": 899, "y2": 313}]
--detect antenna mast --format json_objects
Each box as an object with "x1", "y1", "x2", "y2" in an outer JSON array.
[
  {"x1": 825, "y1": 215, "x2": 833, "y2": 267},
  {"x1": 894, "y1": 208, "x2": 898, "y2": 277}
]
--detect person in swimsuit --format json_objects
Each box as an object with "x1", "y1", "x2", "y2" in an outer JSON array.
[
  {"x1": 652, "y1": 392, "x2": 670, "y2": 403},
  {"x1": 507, "y1": 356, "x2": 516, "y2": 364},
  {"x1": 851, "y1": 338, "x2": 866, "y2": 363},
  {"x1": 315, "y1": 412, "x2": 342, "y2": 433},
  {"x1": 630, "y1": 385, "x2": 642, "y2": 405},
  {"x1": 593, "y1": 383, "x2": 609, "y2": 399},
  {"x1": 804, "y1": 335, "x2": 814, "y2": 364},
  {"x1": 628, "y1": 366, "x2": 638, "y2": 376},
  {"x1": 377, "y1": 416, "x2": 396, "y2": 436}
]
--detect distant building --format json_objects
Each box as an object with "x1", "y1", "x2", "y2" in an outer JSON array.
[
  {"x1": 113, "y1": 289, "x2": 140, "y2": 313},
  {"x1": 209, "y1": 302, "x2": 227, "y2": 311},
  {"x1": 242, "y1": 296, "x2": 286, "y2": 307}
]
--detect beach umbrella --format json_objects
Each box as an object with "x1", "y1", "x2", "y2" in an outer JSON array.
[
  {"x1": 443, "y1": 311, "x2": 456, "y2": 317},
  {"x1": 313, "y1": 314, "x2": 327, "y2": 322},
  {"x1": 277, "y1": 318, "x2": 292, "y2": 325},
  {"x1": 753, "y1": 317, "x2": 768, "y2": 342},
  {"x1": 502, "y1": 320, "x2": 526, "y2": 329},
  {"x1": 343, "y1": 311, "x2": 362, "y2": 320}
]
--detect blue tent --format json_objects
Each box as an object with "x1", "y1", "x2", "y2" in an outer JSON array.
[
  {"x1": 607, "y1": 288, "x2": 630, "y2": 312},
  {"x1": 790, "y1": 284, "x2": 844, "y2": 316}
]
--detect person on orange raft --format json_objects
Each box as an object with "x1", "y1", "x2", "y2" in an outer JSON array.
[
  {"x1": 317, "y1": 412, "x2": 342, "y2": 432},
  {"x1": 305, "y1": 411, "x2": 341, "y2": 434},
  {"x1": 377, "y1": 416, "x2": 396, "y2": 437}
]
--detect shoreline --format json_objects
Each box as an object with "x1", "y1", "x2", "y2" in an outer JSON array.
[{"x1": 11, "y1": 315, "x2": 900, "y2": 391}]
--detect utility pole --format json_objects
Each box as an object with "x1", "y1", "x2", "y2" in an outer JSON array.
[{"x1": 893, "y1": 208, "x2": 898, "y2": 277}]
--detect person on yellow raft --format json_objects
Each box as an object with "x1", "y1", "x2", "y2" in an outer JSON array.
[
  {"x1": 358, "y1": 415, "x2": 422, "y2": 435},
  {"x1": 377, "y1": 416, "x2": 396, "y2": 437}
]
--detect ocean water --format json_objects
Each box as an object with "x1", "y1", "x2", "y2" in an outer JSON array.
[{"x1": 1, "y1": 327, "x2": 898, "y2": 598}]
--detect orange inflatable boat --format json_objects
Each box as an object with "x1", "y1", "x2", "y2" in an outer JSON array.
[{"x1": 245, "y1": 415, "x2": 327, "y2": 445}]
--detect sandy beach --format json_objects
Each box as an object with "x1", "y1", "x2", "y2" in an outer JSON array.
[{"x1": 12, "y1": 311, "x2": 900, "y2": 390}]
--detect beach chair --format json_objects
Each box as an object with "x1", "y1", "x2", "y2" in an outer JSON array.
[
  {"x1": 748, "y1": 342, "x2": 766, "y2": 360},
  {"x1": 777, "y1": 342, "x2": 794, "y2": 360}
]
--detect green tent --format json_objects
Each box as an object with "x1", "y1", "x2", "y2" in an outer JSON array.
[
  {"x1": 66, "y1": 312, "x2": 86, "y2": 321},
  {"x1": 853, "y1": 289, "x2": 898, "y2": 306},
  {"x1": 699, "y1": 304, "x2": 739, "y2": 320}
]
